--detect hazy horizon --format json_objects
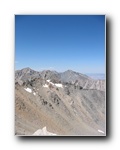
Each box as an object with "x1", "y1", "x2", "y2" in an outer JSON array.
[{"x1": 15, "y1": 15, "x2": 105, "y2": 74}]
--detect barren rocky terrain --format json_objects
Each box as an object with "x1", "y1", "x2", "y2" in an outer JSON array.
[{"x1": 15, "y1": 68, "x2": 106, "y2": 136}]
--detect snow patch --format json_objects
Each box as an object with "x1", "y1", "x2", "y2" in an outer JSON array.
[
  {"x1": 98, "y1": 129, "x2": 104, "y2": 134},
  {"x1": 43, "y1": 84, "x2": 48, "y2": 88},
  {"x1": 24, "y1": 88, "x2": 32, "y2": 93},
  {"x1": 55, "y1": 83, "x2": 63, "y2": 88},
  {"x1": 33, "y1": 92, "x2": 36, "y2": 95},
  {"x1": 50, "y1": 82, "x2": 54, "y2": 85},
  {"x1": 47, "y1": 80, "x2": 55, "y2": 85},
  {"x1": 47, "y1": 79, "x2": 50, "y2": 82},
  {"x1": 33, "y1": 126, "x2": 56, "y2": 136},
  {"x1": 46, "y1": 79, "x2": 63, "y2": 88}
]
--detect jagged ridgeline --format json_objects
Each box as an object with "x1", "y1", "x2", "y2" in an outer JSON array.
[{"x1": 15, "y1": 67, "x2": 106, "y2": 136}]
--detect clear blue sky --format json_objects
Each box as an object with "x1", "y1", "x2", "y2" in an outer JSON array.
[{"x1": 15, "y1": 15, "x2": 105, "y2": 73}]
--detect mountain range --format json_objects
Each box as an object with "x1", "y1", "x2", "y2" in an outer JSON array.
[{"x1": 15, "y1": 67, "x2": 106, "y2": 136}]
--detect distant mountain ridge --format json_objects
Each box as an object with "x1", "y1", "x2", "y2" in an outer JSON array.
[{"x1": 15, "y1": 67, "x2": 105, "y2": 91}]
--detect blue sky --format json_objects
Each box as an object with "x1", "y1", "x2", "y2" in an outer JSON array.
[{"x1": 15, "y1": 15, "x2": 105, "y2": 73}]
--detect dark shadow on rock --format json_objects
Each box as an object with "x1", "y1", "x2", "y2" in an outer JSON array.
[{"x1": 15, "y1": 16, "x2": 112, "y2": 143}]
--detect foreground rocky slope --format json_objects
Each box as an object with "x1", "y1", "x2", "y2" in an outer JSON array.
[{"x1": 15, "y1": 68, "x2": 106, "y2": 136}]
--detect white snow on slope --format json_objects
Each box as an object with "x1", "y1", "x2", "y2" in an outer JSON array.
[
  {"x1": 33, "y1": 92, "x2": 36, "y2": 95},
  {"x1": 47, "y1": 80, "x2": 50, "y2": 82},
  {"x1": 43, "y1": 84, "x2": 48, "y2": 88},
  {"x1": 33, "y1": 126, "x2": 57, "y2": 136},
  {"x1": 98, "y1": 129, "x2": 104, "y2": 134},
  {"x1": 47, "y1": 80, "x2": 54, "y2": 85},
  {"x1": 55, "y1": 83, "x2": 63, "y2": 88},
  {"x1": 47, "y1": 79, "x2": 63, "y2": 88},
  {"x1": 24, "y1": 88, "x2": 32, "y2": 93}
]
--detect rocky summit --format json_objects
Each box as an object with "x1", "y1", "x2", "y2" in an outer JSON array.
[{"x1": 15, "y1": 67, "x2": 106, "y2": 136}]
